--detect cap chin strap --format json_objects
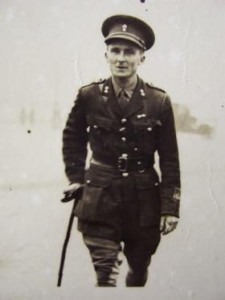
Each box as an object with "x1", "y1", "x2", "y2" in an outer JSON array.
[{"x1": 105, "y1": 31, "x2": 146, "y2": 50}]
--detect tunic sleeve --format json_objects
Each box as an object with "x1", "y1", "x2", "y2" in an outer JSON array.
[
  {"x1": 157, "y1": 94, "x2": 181, "y2": 217},
  {"x1": 62, "y1": 89, "x2": 88, "y2": 184}
]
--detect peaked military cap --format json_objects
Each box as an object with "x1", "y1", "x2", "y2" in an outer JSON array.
[{"x1": 102, "y1": 14, "x2": 155, "y2": 50}]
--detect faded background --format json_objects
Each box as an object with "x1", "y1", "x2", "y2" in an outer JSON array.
[{"x1": 0, "y1": 0, "x2": 225, "y2": 299}]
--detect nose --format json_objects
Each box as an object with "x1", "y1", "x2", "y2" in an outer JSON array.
[{"x1": 117, "y1": 51, "x2": 126, "y2": 62}]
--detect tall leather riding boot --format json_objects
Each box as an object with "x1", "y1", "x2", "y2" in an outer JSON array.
[{"x1": 126, "y1": 268, "x2": 148, "y2": 287}]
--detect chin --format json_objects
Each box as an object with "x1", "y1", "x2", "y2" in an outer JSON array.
[{"x1": 113, "y1": 72, "x2": 130, "y2": 78}]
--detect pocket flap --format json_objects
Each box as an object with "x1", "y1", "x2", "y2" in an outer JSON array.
[
  {"x1": 87, "y1": 115, "x2": 113, "y2": 131},
  {"x1": 135, "y1": 172, "x2": 159, "y2": 189},
  {"x1": 132, "y1": 118, "x2": 161, "y2": 131},
  {"x1": 85, "y1": 165, "x2": 113, "y2": 188}
]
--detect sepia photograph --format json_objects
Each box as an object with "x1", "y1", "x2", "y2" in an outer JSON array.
[{"x1": 0, "y1": 0, "x2": 224, "y2": 299}]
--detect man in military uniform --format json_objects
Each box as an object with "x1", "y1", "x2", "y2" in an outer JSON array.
[{"x1": 62, "y1": 15, "x2": 181, "y2": 287}]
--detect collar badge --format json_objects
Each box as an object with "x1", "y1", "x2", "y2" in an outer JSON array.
[
  {"x1": 104, "y1": 86, "x2": 109, "y2": 94},
  {"x1": 122, "y1": 24, "x2": 128, "y2": 32},
  {"x1": 140, "y1": 89, "x2": 145, "y2": 96}
]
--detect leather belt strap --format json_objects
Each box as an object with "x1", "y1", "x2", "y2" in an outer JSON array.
[{"x1": 92, "y1": 153, "x2": 154, "y2": 172}]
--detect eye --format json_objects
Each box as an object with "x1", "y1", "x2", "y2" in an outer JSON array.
[
  {"x1": 125, "y1": 48, "x2": 135, "y2": 55},
  {"x1": 110, "y1": 47, "x2": 120, "y2": 54}
]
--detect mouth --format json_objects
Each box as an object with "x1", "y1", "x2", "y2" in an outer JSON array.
[{"x1": 116, "y1": 66, "x2": 128, "y2": 71}]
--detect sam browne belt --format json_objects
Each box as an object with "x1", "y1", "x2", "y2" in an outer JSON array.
[{"x1": 92, "y1": 153, "x2": 154, "y2": 173}]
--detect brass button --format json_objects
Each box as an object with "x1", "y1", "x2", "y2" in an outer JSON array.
[
  {"x1": 121, "y1": 118, "x2": 127, "y2": 123},
  {"x1": 93, "y1": 125, "x2": 98, "y2": 129},
  {"x1": 122, "y1": 172, "x2": 129, "y2": 177},
  {"x1": 121, "y1": 137, "x2": 126, "y2": 142},
  {"x1": 147, "y1": 127, "x2": 152, "y2": 131},
  {"x1": 86, "y1": 180, "x2": 91, "y2": 184}
]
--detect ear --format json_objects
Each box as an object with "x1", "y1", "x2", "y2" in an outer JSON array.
[
  {"x1": 105, "y1": 52, "x2": 109, "y2": 62},
  {"x1": 140, "y1": 54, "x2": 145, "y2": 64},
  {"x1": 139, "y1": 53, "x2": 145, "y2": 65}
]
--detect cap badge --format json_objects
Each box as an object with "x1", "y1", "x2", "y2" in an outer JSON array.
[{"x1": 122, "y1": 24, "x2": 128, "y2": 32}]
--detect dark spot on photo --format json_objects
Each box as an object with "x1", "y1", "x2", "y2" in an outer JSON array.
[{"x1": 27, "y1": 130, "x2": 31, "y2": 134}]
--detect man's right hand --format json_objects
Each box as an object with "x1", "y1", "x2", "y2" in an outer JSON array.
[{"x1": 61, "y1": 183, "x2": 83, "y2": 202}]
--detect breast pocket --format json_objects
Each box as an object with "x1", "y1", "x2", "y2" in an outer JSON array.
[
  {"x1": 135, "y1": 172, "x2": 161, "y2": 227},
  {"x1": 74, "y1": 166, "x2": 113, "y2": 223},
  {"x1": 87, "y1": 115, "x2": 113, "y2": 133},
  {"x1": 87, "y1": 115, "x2": 114, "y2": 149},
  {"x1": 131, "y1": 118, "x2": 162, "y2": 150}
]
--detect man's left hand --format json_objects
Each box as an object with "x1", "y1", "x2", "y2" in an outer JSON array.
[{"x1": 160, "y1": 215, "x2": 179, "y2": 235}]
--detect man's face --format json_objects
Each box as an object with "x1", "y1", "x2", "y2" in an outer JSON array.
[{"x1": 105, "y1": 40, "x2": 145, "y2": 79}]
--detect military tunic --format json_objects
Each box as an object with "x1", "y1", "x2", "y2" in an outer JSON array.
[{"x1": 62, "y1": 76, "x2": 181, "y2": 242}]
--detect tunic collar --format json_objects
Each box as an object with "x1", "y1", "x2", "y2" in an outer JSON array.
[{"x1": 111, "y1": 76, "x2": 138, "y2": 99}]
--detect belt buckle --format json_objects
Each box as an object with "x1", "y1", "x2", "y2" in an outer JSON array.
[{"x1": 118, "y1": 154, "x2": 128, "y2": 172}]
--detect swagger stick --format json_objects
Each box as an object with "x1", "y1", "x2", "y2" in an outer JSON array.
[{"x1": 57, "y1": 187, "x2": 83, "y2": 287}]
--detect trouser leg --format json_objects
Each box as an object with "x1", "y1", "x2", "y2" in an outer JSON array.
[
  {"x1": 83, "y1": 235, "x2": 122, "y2": 287},
  {"x1": 124, "y1": 229, "x2": 161, "y2": 287},
  {"x1": 124, "y1": 241, "x2": 151, "y2": 287}
]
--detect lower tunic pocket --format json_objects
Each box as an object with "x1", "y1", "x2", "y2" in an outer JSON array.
[
  {"x1": 135, "y1": 172, "x2": 161, "y2": 227},
  {"x1": 74, "y1": 166, "x2": 113, "y2": 223},
  {"x1": 74, "y1": 185, "x2": 104, "y2": 222}
]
